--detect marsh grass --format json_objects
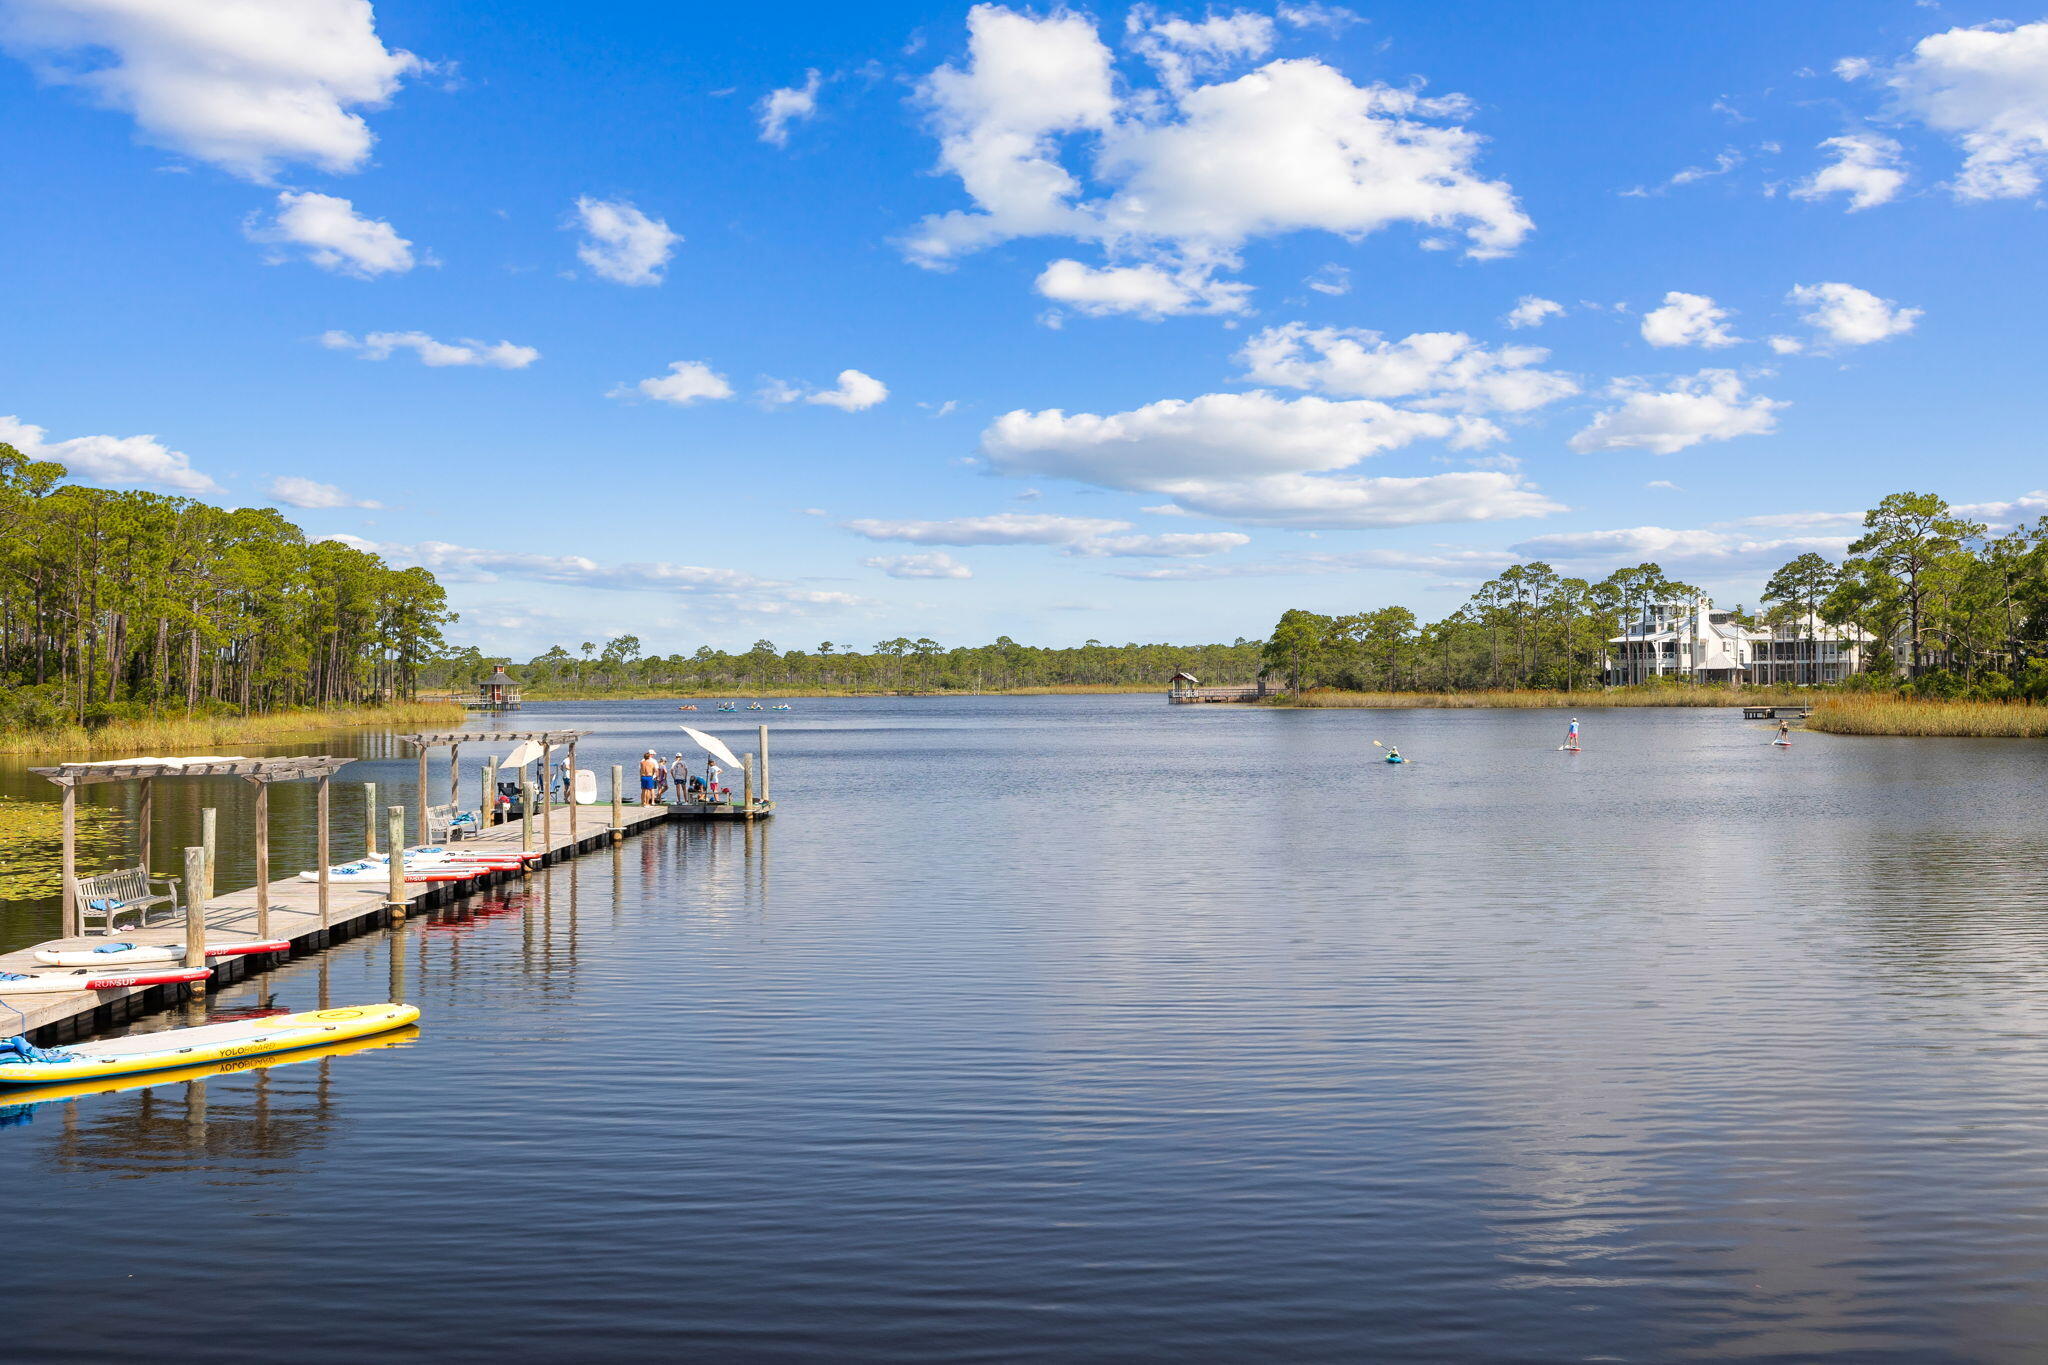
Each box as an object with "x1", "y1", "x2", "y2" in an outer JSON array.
[
  {"x1": 0, "y1": 700, "x2": 465, "y2": 756},
  {"x1": 1806, "y1": 694, "x2": 2048, "y2": 738},
  {"x1": 1275, "y1": 686, "x2": 1815, "y2": 710}
]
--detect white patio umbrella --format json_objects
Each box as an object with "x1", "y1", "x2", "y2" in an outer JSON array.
[
  {"x1": 678, "y1": 726, "x2": 745, "y2": 770},
  {"x1": 497, "y1": 740, "x2": 543, "y2": 770}
]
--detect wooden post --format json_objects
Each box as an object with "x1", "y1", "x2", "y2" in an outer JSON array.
[
  {"x1": 316, "y1": 773, "x2": 332, "y2": 929},
  {"x1": 567, "y1": 739, "x2": 579, "y2": 844},
  {"x1": 183, "y1": 846, "x2": 207, "y2": 987},
  {"x1": 60, "y1": 782, "x2": 77, "y2": 937},
  {"x1": 364, "y1": 782, "x2": 378, "y2": 856},
  {"x1": 483, "y1": 760, "x2": 497, "y2": 827},
  {"x1": 415, "y1": 744, "x2": 429, "y2": 845},
  {"x1": 386, "y1": 805, "x2": 407, "y2": 916},
  {"x1": 610, "y1": 764, "x2": 624, "y2": 841},
  {"x1": 742, "y1": 754, "x2": 755, "y2": 817},
  {"x1": 540, "y1": 742, "x2": 554, "y2": 853},
  {"x1": 200, "y1": 806, "x2": 217, "y2": 911},
  {"x1": 252, "y1": 780, "x2": 272, "y2": 939},
  {"x1": 757, "y1": 725, "x2": 770, "y2": 803},
  {"x1": 449, "y1": 742, "x2": 461, "y2": 817},
  {"x1": 521, "y1": 777, "x2": 535, "y2": 854},
  {"x1": 138, "y1": 776, "x2": 154, "y2": 874}
]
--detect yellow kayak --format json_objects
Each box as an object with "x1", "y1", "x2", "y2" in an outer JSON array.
[
  {"x1": 0, "y1": 1003, "x2": 420, "y2": 1085},
  {"x1": 0, "y1": 1025, "x2": 417, "y2": 1109}
]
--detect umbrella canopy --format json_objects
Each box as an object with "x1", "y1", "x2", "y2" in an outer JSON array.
[
  {"x1": 497, "y1": 740, "x2": 543, "y2": 769},
  {"x1": 678, "y1": 726, "x2": 745, "y2": 770}
]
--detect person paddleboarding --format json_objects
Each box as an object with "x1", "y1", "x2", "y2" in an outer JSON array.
[
  {"x1": 1565, "y1": 717, "x2": 1581, "y2": 752},
  {"x1": 1775, "y1": 718, "x2": 1792, "y2": 747}
]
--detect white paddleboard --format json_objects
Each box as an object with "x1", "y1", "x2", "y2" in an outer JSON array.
[
  {"x1": 1, "y1": 966, "x2": 212, "y2": 994},
  {"x1": 34, "y1": 940, "x2": 287, "y2": 968}
]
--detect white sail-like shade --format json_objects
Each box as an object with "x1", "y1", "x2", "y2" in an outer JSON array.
[
  {"x1": 497, "y1": 740, "x2": 543, "y2": 769},
  {"x1": 678, "y1": 726, "x2": 745, "y2": 770}
]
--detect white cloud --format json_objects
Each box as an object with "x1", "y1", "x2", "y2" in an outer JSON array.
[
  {"x1": 1646, "y1": 479, "x2": 1684, "y2": 491},
  {"x1": 0, "y1": 414, "x2": 218, "y2": 494},
  {"x1": 1127, "y1": 5, "x2": 1275, "y2": 92},
  {"x1": 1510, "y1": 522, "x2": 1853, "y2": 573},
  {"x1": 907, "y1": 6, "x2": 1528, "y2": 309},
  {"x1": 320, "y1": 330, "x2": 538, "y2": 368},
  {"x1": 864, "y1": 551, "x2": 973, "y2": 579},
  {"x1": 1035, "y1": 258, "x2": 1249, "y2": 316},
  {"x1": 1880, "y1": 21, "x2": 2048, "y2": 200},
  {"x1": 1791, "y1": 132, "x2": 1908, "y2": 210},
  {"x1": 761, "y1": 368, "x2": 890, "y2": 411},
  {"x1": 1238, "y1": 323, "x2": 1578, "y2": 413},
  {"x1": 269, "y1": 475, "x2": 381, "y2": 510},
  {"x1": 1504, "y1": 295, "x2": 1564, "y2": 329},
  {"x1": 610, "y1": 360, "x2": 734, "y2": 406},
  {"x1": 1146, "y1": 470, "x2": 1564, "y2": 529},
  {"x1": 570, "y1": 196, "x2": 679, "y2": 286},
  {"x1": 323, "y1": 534, "x2": 868, "y2": 613},
  {"x1": 1954, "y1": 490, "x2": 2048, "y2": 525},
  {"x1": 246, "y1": 190, "x2": 415, "y2": 277},
  {"x1": 1305, "y1": 263, "x2": 1350, "y2": 295},
  {"x1": 843, "y1": 512, "x2": 1133, "y2": 546},
  {"x1": 1569, "y1": 370, "x2": 1784, "y2": 456},
  {"x1": 0, "y1": 0, "x2": 418, "y2": 180},
  {"x1": 1640, "y1": 291, "x2": 1740, "y2": 348},
  {"x1": 1109, "y1": 543, "x2": 1512, "y2": 581},
  {"x1": 758, "y1": 68, "x2": 823, "y2": 146},
  {"x1": 1788, "y1": 281, "x2": 1921, "y2": 346},
  {"x1": 1073, "y1": 531, "x2": 1251, "y2": 557},
  {"x1": 1767, "y1": 335, "x2": 1806, "y2": 355}
]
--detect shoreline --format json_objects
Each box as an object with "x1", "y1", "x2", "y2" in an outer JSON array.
[
  {"x1": 459, "y1": 684, "x2": 1174, "y2": 701},
  {"x1": 1267, "y1": 686, "x2": 1816, "y2": 710},
  {"x1": 0, "y1": 700, "x2": 466, "y2": 757}
]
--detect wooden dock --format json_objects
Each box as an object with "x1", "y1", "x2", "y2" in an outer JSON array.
[{"x1": 1, "y1": 797, "x2": 769, "y2": 1046}]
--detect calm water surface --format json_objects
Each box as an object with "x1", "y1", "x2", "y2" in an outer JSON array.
[{"x1": 7, "y1": 697, "x2": 2048, "y2": 1362}]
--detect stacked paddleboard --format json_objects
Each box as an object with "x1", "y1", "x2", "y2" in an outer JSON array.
[{"x1": 0, "y1": 1003, "x2": 421, "y2": 1084}]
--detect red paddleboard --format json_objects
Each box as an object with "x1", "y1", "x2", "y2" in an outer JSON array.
[{"x1": 1, "y1": 967, "x2": 212, "y2": 995}]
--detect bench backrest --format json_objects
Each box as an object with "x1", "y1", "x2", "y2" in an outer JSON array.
[{"x1": 75, "y1": 866, "x2": 150, "y2": 902}]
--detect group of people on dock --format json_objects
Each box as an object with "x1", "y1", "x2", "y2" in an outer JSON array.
[{"x1": 639, "y1": 750, "x2": 730, "y2": 806}]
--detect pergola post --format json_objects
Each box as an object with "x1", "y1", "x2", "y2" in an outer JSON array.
[
  {"x1": 183, "y1": 846, "x2": 207, "y2": 985},
  {"x1": 60, "y1": 782, "x2": 77, "y2": 938},
  {"x1": 567, "y1": 738, "x2": 579, "y2": 844},
  {"x1": 610, "y1": 764, "x2": 623, "y2": 841},
  {"x1": 316, "y1": 773, "x2": 332, "y2": 929},
  {"x1": 250, "y1": 779, "x2": 272, "y2": 940},
  {"x1": 758, "y1": 725, "x2": 770, "y2": 804},
  {"x1": 386, "y1": 805, "x2": 407, "y2": 917},
  {"x1": 415, "y1": 743, "x2": 429, "y2": 845},
  {"x1": 742, "y1": 754, "x2": 755, "y2": 818},
  {"x1": 448, "y1": 742, "x2": 461, "y2": 821},
  {"x1": 521, "y1": 776, "x2": 535, "y2": 855},
  {"x1": 138, "y1": 776, "x2": 154, "y2": 874},
  {"x1": 364, "y1": 782, "x2": 378, "y2": 856},
  {"x1": 201, "y1": 807, "x2": 216, "y2": 909},
  {"x1": 541, "y1": 741, "x2": 554, "y2": 853}
]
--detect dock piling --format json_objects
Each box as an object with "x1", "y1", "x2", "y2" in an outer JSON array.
[
  {"x1": 386, "y1": 805, "x2": 406, "y2": 916},
  {"x1": 758, "y1": 725, "x2": 770, "y2": 803},
  {"x1": 415, "y1": 744, "x2": 429, "y2": 845},
  {"x1": 521, "y1": 778, "x2": 535, "y2": 855},
  {"x1": 363, "y1": 782, "x2": 378, "y2": 856},
  {"x1": 200, "y1": 807, "x2": 216, "y2": 909},
  {"x1": 568, "y1": 739, "x2": 579, "y2": 844},
  {"x1": 742, "y1": 754, "x2": 755, "y2": 818},
  {"x1": 182, "y1": 846, "x2": 206, "y2": 989},
  {"x1": 251, "y1": 779, "x2": 272, "y2": 939},
  {"x1": 316, "y1": 774, "x2": 332, "y2": 929},
  {"x1": 60, "y1": 784, "x2": 77, "y2": 937},
  {"x1": 611, "y1": 764, "x2": 624, "y2": 841}
]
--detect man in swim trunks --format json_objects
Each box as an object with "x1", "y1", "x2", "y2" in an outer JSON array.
[
  {"x1": 639, "y1": 750, "x2": 659, "y2": 805},
  {"x1": 1567, "y1": 717, "x2": 1580, "y2": 750}
]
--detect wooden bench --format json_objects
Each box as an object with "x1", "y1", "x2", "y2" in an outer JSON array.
[
  {"x1": 426, "y1": 804, "x2": 479, "y2": 842},
  {"x1": 72, "y1": 866, "x2": 181, "y2": 934}
]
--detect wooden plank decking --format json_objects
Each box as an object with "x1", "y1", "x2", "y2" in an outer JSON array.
[{"x1": 2, "y1": 796, "x2": 771, "y2": 1045}]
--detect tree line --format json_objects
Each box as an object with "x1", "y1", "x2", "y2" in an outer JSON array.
[
  {"x1": 0, "y1": 442, "x2": 454, "y2": 730},
  {"x1": 425, "y1": 635, "x2": 1267, "y2": 696},
  {"x1": 1259, "y1": 491, "x2": 2048, "y2": 699}
]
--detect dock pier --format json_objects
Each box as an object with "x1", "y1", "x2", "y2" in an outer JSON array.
[{"x1": 4, "y1": 755, "x2": 774, "y2": 1047}]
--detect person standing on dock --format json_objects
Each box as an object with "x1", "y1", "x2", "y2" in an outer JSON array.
[
  {"x1": 639, "y1": 750, "x2": 660, "y2": 805},
  {"x1": 672, "y1": 753, "x2": 691, "y2": 804},
  {"x1": 707, "y1": 758, "x2": 723, "y2": 802}
]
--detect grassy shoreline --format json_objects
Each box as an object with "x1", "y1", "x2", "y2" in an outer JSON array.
[
  {"x1": 457, "y1": 683, "x2": 1171, "y2": 701},
  {"x1": 0, "y1": 700, "x2": 465, "y2": 756},
  {"x1": 1806, "y1": 695, "x2": 2048, "y2": 738},
  {"x1": 1271, "y1": 685, "x2": 1817, "y2": 710}
]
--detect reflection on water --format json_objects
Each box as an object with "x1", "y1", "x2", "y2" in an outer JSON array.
[{"x1": 5, "y1": 698, "x2": 2048, "y2": 1362}]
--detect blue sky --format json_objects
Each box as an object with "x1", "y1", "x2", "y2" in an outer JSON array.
[{"x1": 3, "y1": 1, "x2": 2046, "y2": 655}]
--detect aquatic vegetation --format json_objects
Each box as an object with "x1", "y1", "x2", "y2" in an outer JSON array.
[{"x1": 0, "y1": 797, "x2": 126, "y2": 902}]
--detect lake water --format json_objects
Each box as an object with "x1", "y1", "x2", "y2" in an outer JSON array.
[{"x1": 7, "y1": 696, "x2": 2048, "y2": 1362}]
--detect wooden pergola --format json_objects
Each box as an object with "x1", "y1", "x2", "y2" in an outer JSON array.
[
  {"x1": 30, "y1": 755, "x2": 357, "y2": 939},
  {"x1": 398, "y1": 730, "x2": 592, "y2": 848}
]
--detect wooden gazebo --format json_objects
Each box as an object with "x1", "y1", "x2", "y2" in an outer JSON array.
[{"x1": 397, "y1": 729, "x2": 592, "y2": 850}]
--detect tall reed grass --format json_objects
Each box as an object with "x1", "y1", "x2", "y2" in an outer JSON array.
[
  {"x1": 0, "y1": 700, "x2": 464, "y2": 756},
  {"x1": 1275, "y1": 686, "x2": 1814, "y2": 709},
  {"x1": 1806, "y1": 694, "x2": 2048, "y2": 737}
]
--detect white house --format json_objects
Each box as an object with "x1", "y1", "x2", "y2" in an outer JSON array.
[
  {"x1": 1606, "y1": 599, "x2": 1760, "y2": 684},
  {"x1": 1606, "y1": 599, "x2": 1873, "y2": 685}
]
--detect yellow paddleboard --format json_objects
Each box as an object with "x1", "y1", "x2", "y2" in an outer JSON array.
[
  {"x1": 0, "y1": 1003, "x2": 420, "y2": 1085},
  {"x1": 0, "y1": 1026, "x2": 418, "y2": 1108}
]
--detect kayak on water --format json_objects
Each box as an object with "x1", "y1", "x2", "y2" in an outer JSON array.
[
  {"x1": 0, "y1": 1002, "x2": 421, "y2": 1086},
  {"x1": 34, "y1": 940, "x2": 288, "y2": 968},
  {"x1": 1385, "y1": 755, "x2": 1405, "y2": 764},
  {"x1": 0, "y1": 966, "x2": 212, "y2": 995}
]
